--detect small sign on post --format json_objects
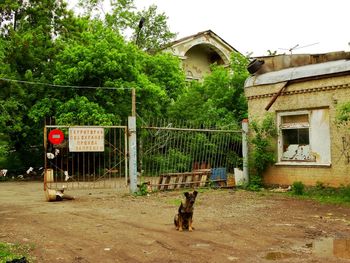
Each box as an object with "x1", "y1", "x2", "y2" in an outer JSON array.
[
  {"x1": 48, "y1": 129, "x2": 64, "y2": 145},
  {"x1": 68, "y1": 127, "x2": 104, "y2": 152}
]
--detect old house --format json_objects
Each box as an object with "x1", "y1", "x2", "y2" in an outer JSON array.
[
  {"x1": 244, "y1": 51, "x2": 350, "y2": 187},
  {"x1": 162, "y1": 30, "x2": 238, "y2": 80}
]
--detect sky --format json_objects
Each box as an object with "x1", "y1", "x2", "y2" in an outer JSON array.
[
  {"x1": 133, "y1": 0, "x2": 350, "y2": 56},
  {"x1": 69, "y1": 0, "x2": 350, "y2": 56}
]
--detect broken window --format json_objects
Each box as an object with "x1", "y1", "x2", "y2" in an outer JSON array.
[
  {"x1": 277, "y1": 109, "x2": 331, "y2": 165},
  {"x1": 280, "y1": 114, "x2": 315, "y2": 161}
]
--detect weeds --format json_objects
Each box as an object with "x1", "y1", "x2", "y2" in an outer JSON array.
[
  {"x1": 246, "y1": 175, "x2": 263, "y2": 191},
  {"x1": 291, "y1": 181, "x2": 305, "y2": 195},
  {"x1": 248, "y1": 114, "x2": 277, "y2": 191},
  {"x1": 135, "y1": 182, "x2": 149, "y2": 196},
  {"x1": 290, "y1": 182, "x2": 350, "y2": 204},
  {"x1": 0, "y1": 242, "x2": 33, "y2": 263}
]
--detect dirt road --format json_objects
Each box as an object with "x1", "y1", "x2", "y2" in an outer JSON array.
[{"x1": 0, "y1": 182, "x2": 350, "y2": 262}]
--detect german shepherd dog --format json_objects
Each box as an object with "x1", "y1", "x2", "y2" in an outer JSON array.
[{"x1": 174, "y1": 191, "x2": 198, "y2": 231}]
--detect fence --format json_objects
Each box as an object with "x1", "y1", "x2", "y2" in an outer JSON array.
[
  {"x1": 138, "y1": 120, "x2": 243, "y2": 190},
  {"x1": 44, "y1": 120, "x2": 246, "y2": 192},
  {"x1": 44, "y1": 125, "x2": 128, "y2": 190}
]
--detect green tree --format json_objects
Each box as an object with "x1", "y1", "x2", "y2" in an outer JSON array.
[
  {"x1": 52, "y1": 19, "x2": 184, "y2": 121},
  {"x1": 0, "y1": 0, "x2": 75, "y2": 41},
  {"x1": 168, "y1": 51, "x2": 248, "y2": 127},
  {"x1": 79, "y1": 0, "x2": 136, "y2": 31},
  {"x1": 132, "y1": 5, "x2": 176, "y2": 52},
  {"x1": 142, "y1": 52, "x2": 185, "y2": 99},
  {"x1": 55, "y1": 96, "x2": 119, "y2": 125},
  {"x1": 0, "y1": 0, "x2": 77, "y2": 169},
  {"x1": 106, "y1": 0, "x2": 137, "y2": 32},
  {"x1": 79, "y1": 0, "x2": 176, "y2": 52}
]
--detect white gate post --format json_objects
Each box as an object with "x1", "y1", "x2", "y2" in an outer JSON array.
[
  {"x1": 128, "y1": 116, "x2": 138, "y2": 194},
  {"x1": 242, "y1": 119, "x2": 249, "y2": 184}
]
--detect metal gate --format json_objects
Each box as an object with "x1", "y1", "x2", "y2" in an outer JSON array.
[
  {"x1": 44, "y1": 125, "x2": 128, "y2": 190},
  {"x1": 138, "y1": 120, "x2": 242, "y2": 190}
]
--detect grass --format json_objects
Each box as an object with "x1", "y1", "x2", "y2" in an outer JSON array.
[
  {"x1": 288, "y1": 182, "x2": 350, "y2": 205},
  {"x1": 166, "y1": 198, "x2": 182, "y2": 206},
  {"x1": 0, "y1": 242, "x2": 34, "y2": 263}
]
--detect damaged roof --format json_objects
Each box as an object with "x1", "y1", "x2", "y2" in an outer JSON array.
[
  {"x1": 245, "y1": 59, "x2": 350, "y2": 87},
  {"x1": 245, "y1": 51, "x2": 350, "y2": 87}
]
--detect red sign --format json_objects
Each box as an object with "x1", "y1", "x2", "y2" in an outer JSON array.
[{"x1": 48, "y1": 129, "x2": 64, "y2": 145}]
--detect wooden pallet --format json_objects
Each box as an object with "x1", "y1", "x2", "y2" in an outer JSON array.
[{"x1": 156, "y1": 169, "x2": 211, "y2": 190}]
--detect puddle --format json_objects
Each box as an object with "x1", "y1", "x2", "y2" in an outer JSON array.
[{"x1": 313, "y1": 237, "x2": 350, "y2": 259}]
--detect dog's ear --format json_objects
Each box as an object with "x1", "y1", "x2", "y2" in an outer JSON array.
[
  {"x1": 184, "y1": 192, "x2": 190, "y2": 198},
  {"x1": 193, "y1": 190, "x2": 198, "y2": 197}
]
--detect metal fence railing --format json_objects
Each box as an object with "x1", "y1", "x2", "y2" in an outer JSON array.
[
  {"x1": 138, "y1": 120, "x2": 242, "y2": 190},
  {"x1": 43, "y1": 120, "x2": 244, "y2": 192},
  {"x1": 44, "y1": 125, "x2": 128, "y2": 190}
]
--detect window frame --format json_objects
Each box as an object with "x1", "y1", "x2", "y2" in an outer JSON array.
[{"x1": 276, "y1": 109, "x2": 331, "y2": 167}]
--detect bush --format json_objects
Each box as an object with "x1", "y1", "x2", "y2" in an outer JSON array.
[
  {"x1": 338, "y1": 185, "x2": 350, "y2": 202},
  {"x1": 292, "y1": 181, "x2": 305, "y2": 195},
  {"x1": 336, "y1": 101, "x2": 350, "y2": 124},
  {"x1": 135, "y1": 182, "x2": 150, "y2": 196},
  {"x1": 248, "y1": 114, "x2": 277, "y2": 190},
  {"x1": 247, "y1": 175, "x2": 263, "y2": 191},
  {"x1": 315, "y1": 181, "x2": 326, "y2": 191}
]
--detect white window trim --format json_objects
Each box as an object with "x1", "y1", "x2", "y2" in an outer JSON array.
[
  {"x1": 275, "y1": 162, "x2": 331, "y2": 167},
  {"x1": 276, "y1": 109, "x2": 331, "y2": 166},
  {"x1": 277, "y1": 110, "x2": 310, "y2": 163}
]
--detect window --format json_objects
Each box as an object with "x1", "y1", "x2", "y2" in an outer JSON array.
[
  {"x1": 280, "y1": 113, "x2": 315, "y2": 161},
  {"x1": 277, "y1": 109, "x2": 331, "y2": 165}
]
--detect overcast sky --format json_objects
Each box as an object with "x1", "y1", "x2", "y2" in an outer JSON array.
[
  {"x1": 69, "y1": 0, "x2": 350, "y2": 56},
  {"x1": 133, "y1": 0, "x2": 350, "y2": 56}
]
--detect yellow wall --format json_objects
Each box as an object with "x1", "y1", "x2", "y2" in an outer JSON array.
[
  {"x1": 182, "y1": 45, "x2": 225, "y2": 80},
  {"x1": 163, "y1": 32, "x2": 233, "y2": 80},
  {"x1": 245, "y1": 74, "x2": 350, "y2": 187}
]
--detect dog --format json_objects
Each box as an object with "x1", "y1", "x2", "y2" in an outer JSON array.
[{"x1": 174, "y1": 190, "x2": 198, "y2": 231}]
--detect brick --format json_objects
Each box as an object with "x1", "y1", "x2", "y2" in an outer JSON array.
[{"x1": 246, "y1": 74, "x2": 350, "y2": 187}]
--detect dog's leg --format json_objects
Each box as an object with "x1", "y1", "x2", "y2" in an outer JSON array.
[
  {"x1": 178, "y1": 215, "x2": 183, "y2": 232},
  {"x1": 188, "y1": 216, "x2": 193, "y2": 232}
]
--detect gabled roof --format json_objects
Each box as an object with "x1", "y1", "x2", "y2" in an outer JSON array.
[{"x1": 163, "y1": 29, "x2": 240, "y2": 54}]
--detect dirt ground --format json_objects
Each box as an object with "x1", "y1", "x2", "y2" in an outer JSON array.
[{"x1": 1, "y1": 182, "x2": 350, "y2": 263}]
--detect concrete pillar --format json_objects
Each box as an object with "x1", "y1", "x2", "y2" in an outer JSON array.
[
  {"x1": 128, "y1": 116, "x2": 137, "y2": 194},
  {"x1": 242, "y1": 119, "x2": 249, "y2": 184}
]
